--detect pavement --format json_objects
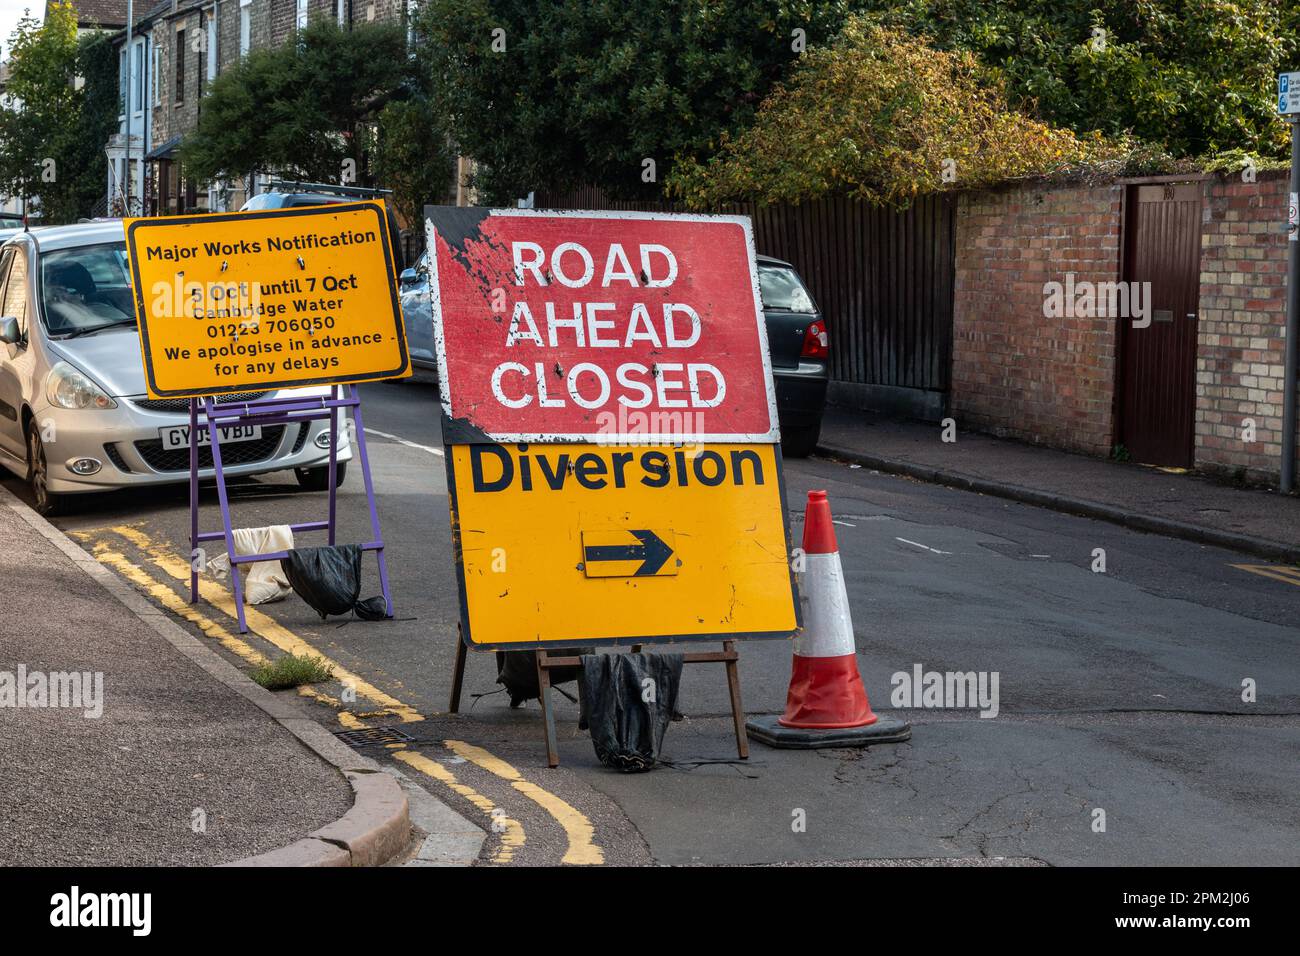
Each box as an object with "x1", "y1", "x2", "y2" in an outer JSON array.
[
  {"x1": 0, "y1": 482, "x2": 424, "y2": 867},
  {"x1": 818, "y1": 407, "x2": 1300, "y2": 563},
  {"x1": 14, "y1": 377, "x2": 1298, "y2": 867}
]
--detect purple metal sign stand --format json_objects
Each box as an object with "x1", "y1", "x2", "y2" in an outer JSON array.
[{"x1": 186, "y1": 384, "x2": 392, "y2": 634}]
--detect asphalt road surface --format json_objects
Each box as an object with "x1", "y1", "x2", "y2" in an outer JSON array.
[{"x1": 9, "y1": 375, "x2": 1300, "y2": 866}]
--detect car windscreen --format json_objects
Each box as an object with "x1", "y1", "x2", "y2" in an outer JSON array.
[
  {"x1": 758, "y1": 264, "x2": 816, "y2": 313},
  {"x1": 41, "y1": 242, "x2": 136, "y2": 336}
]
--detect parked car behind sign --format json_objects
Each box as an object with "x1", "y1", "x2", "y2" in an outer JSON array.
[
  {"x1": 397, "y1": 250, "x2": 437, "y2": 372},
  {"x1": 757, "y1": 254, "x2": 828, "y2": 457},
  {"x1": 242, "y1": 181, "x2": 416, "y2": 372}
]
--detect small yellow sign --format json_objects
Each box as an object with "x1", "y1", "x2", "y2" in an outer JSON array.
[
  {"x1": 125, "y1": 202, "x2": 410, "y2": 398},
  {"x1": 447, "y1": 442, "x2": 800, "y2": 647}
]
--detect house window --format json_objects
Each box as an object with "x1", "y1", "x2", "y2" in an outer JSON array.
[
  {"x1": 175, "y1": 27, "x2": 186, "y2": 103},
  {"x1": 152, "y1": 43, "x2": 160, "y2": 106},
  {"x1": 205, "y1": 11, "x2": 217, "y2": 82},
  {"x1": 196, "y1": 25, "x2": 205, "y2": 96},
  {"x1": 297, "y1": 0, "x2": 309, "y2": 29},
  {"x1": 239, "y1": 0, "x2": 252, "y2": 56},
  {"x1": 133, "y1": 40, "x2": 144, "y2": 112}
]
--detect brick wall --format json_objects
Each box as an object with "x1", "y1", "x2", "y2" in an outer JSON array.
[
  {"x1": 170, "y1": 9, "x2": 202, "y2": 148},
  {"x1": 217, "y1": 0, "x2": 240, "y2": 73},
  {"x1": 147, "y1": 20, "x2": 168, "y2": 148},
  {"x1": 147, "y1": 0, "x2": 410, "y2": 148},
  {"x1": 1194, "y1": 170, "x2": 1297, "y2": 482},
  {"x1": 951, "y1": 182, "x2": 1124, "y2": 456}
]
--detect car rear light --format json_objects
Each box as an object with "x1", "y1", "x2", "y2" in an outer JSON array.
[{"x1": 800, "y1": 320, "x2": 829, "y2": 360}]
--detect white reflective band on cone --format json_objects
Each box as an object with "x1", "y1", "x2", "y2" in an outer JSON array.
[{"x1": 793, "y1": 552, "x2": 856, "y2": 658}]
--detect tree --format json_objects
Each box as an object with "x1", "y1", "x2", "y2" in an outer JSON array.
[
  {"x1": 71, "y1": 31, "x2": 120, "y2": 217},
  {"x1": 180, "y1": 20, "x2": 413, "y2": 188},
  {"x1": 416, "y1": 0, "x2": 857, "y2": 203},
  {"x1": 0, "y1": 3, "x2": 110, "y2": 223},
  {"x1": 858, "y1": 0, "x2": 1300, "y2": 160},
  {"x1": 374, "y1": 97, "x2": 455, "y2": 228},
  {"x1": 668, "y1": 21, "x2": 1127, "y2": 208}
]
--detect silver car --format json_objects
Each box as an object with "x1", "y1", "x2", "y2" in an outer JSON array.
[
  {"x1": 398, "y1": 251, "x2": 438, "y2": 372},
  {"x1": 0, "y1": 221, "x2": 352, "y2": 515}
]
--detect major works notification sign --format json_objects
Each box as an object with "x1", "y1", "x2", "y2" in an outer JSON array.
[
  {"x1": 125, "y1": 202, "x2": 410, "y2": 398},
  {"x1": 426, "y1": 207, "x2": 798, "y2": 649},
  {"x1": 427, "y1": 207, "x2": 778, "y2": 443}
]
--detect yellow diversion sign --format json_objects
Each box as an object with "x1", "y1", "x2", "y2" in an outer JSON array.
[
  {"x1": 125, "y1": 202, "x2": 410, "y2": 398},
  {"x1": 448, "y1": 442, "x2": 799, "y2": 647}
]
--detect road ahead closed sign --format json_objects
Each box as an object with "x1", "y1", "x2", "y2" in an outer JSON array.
[
  {"x1": 426, "y1": 207, "x2": 779, "y2": 444},
  {"x1": 125, "y1": 202, "x2": 410, "y2": 398},
  {"x1": 426, "y1": 207, "x2": 799, "y2": 649}
]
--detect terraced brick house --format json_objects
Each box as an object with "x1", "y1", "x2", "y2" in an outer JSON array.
[{"x1": 107, "y1": 0, "x2": 410, "y2": 216}]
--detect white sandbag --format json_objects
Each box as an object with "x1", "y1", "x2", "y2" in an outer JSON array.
[{"x1": 206, "y1": 525, "x2": 295, "y2": 604}]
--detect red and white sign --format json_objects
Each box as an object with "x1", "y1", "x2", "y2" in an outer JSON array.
[{"x1": 425, "y1": 208, "x2": 779, "y2": 443}]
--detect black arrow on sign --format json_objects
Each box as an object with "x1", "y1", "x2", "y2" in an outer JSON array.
[{"x1": 583, "y1": 530, "x2": 674, "y2": 576}]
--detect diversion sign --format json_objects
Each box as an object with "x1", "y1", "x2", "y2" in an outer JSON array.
[
  {"x1": 125, "y1": 202, "x2": 410, "y2": 398},
  {"x1": 444, "y1": 440, "x2": 797, "y2": 646}
]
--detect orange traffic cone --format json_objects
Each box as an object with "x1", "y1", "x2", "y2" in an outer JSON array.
[{"x1": 747, "y1": 490, "x2": 911, "y2": 748}]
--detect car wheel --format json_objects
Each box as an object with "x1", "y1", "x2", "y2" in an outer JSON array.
[
  {"x1": 27, "y1": 427, "x2": 65, "y2": 516},
  {"x1": 780, "y1": 422, "x2": 822, "y2": 459},
  {"x1": 294, "y1": 462, "x2": 347, "y2": 491}
]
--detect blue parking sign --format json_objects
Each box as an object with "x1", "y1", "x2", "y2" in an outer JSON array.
[{"x1": 1280, "y1": 72, "x2": 1300, "y2": 115}]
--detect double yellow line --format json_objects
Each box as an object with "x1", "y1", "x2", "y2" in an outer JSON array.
[
  {"x1": 86, "y1": 524, "x2": 417, "y2": 724},
  {"x1": 77, "y1": 523, "x2": 603, "y2": 865},
  {"x1": 1231, "y1": 563, "x2": 1300, "y2": 589}
]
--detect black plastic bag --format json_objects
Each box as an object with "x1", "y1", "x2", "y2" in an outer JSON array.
[
  {"x1": 578, "y1": 653, "x2": 683, "y2": 772},
  {"x1": 280, "y1": 545, "x2": 388, "y2": 620},
  {"x1": 496, "y1": 649, "x2": 590, "y2": 707},
  {"x1": 354, "y1": 595, "x2": 390, "y2": 620}
]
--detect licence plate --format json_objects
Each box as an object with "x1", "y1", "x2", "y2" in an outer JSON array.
[{"x1": 159, "y1": 424, "x2": 263, "y2": 450}]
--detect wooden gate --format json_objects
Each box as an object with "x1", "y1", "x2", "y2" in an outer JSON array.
[{"x1": 1119, "y1": 182, "x2": 1203, "y2": 467}]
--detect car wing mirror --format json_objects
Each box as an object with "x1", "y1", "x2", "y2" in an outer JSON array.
[
  {"x1": 399, "y1": 268, "x2": 418, "y2": 286},
  {"x1": 0, "y1": 316, "x2": 19, "y2": 345}
]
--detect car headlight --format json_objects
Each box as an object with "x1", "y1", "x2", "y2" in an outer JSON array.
[{"x1": 46, "y1": 362, "x2": 117, "y2": 410}]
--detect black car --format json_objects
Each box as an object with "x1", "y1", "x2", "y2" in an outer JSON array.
[{"x1": 757, "y1": 255, "x2": 828, "y2": 457}]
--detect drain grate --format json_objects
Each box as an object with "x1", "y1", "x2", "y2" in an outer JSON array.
[{"x1": 333, "y1": 726, "x2": 416, "y2": 748}]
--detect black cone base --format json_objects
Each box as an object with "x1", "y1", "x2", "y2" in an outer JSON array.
[{"x1": 746, "y1": 714, "x2": 912, "y2": 749}]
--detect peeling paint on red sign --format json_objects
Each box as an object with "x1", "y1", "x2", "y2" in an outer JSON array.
[{"x1": 424, "y1": 207, "x2": 779, "y2": 443}]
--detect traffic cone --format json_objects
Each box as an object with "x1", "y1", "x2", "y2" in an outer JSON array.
[{"x1": 746, "y1": 490, "x2": 911, "y2": 748}]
